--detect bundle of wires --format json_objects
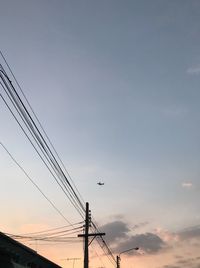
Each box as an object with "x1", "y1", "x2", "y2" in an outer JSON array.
[
  {"x1": 6, "y1": 222, "x2": 84, "y2": 243},
  {"x1": 0, "y1": 51, "x2": 116, "y2": 267}
]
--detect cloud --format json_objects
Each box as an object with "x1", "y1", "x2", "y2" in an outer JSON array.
[
  {"x1": 132, "y1": 221, "x2": 149, "y2": 231},
  {"x1": 187, "y1": 65, "x2": 200, "y2": 75},
  {"x1": 174, "y1": 255, "x2": 183, "y2": 259},
  {"x1": 155, "y1": 226, "x2": 200, "y2": 268},
  {"x1": 100, "y1": 220, "x2": 166, "y2": 255},
  {"x1": 178, "y1": 225, "x2": 200, "y2": 240},
  {"x1": 114, "y1": 232, "x2": 166, "y2": 254},
  {"x1": 176, "y1": 258, "x2": 196, "y2": 265},
  {"x1": 101, "y1": 221, "x2": 200, "y2": 257},
  {"x1": 162, "y1": 266, "x2": 180, "y2": 268},
  {"x1": 160, "y1": 257, "x2": 200, "y2": 268},
  {"x1": 100, "y1": 220, "x2": 130, "y2": 244},
  {"x1": 155, "y1": 228, "x2": 178, "y2": 243},
  {"x1": 110, "y1": 214, "x2": 125, "y2": 220},
  {"x1": 182, "y1": 182, "x2": 193, "y2": 188}
]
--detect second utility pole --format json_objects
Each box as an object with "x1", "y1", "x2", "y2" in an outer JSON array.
[
  {"x1": 84, "y1": 202, "x2": 89, "y2": 268},
  {"x1": 78, "y1": 202, "x2": 105, "y2": 268}
]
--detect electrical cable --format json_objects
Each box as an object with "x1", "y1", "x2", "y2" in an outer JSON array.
[
  {"x1": 0, "y1": 66, "x2": 85, "y2": 218},
  {"x1": 16, "y1": 222, "x2": 83, "y2": 236},
  {"x1": 91, "y1": 221, "x2": 116, "y2": 265},
  {"x1": 91, "y1": 244, "x2": 106, "y2": 268},
  {"x1": 0, "y1": 53, "x2": 117, "y2": 266},
  {"x1": 0, "y1": 69, "x2": 85, "y2": 218},
  {"x1": 0, "y1": 62, "x2": 85, "y2": 213},
  {"x1": 0, "y1": 77, "x2": 85, "y2": 219},
  {"x1": 0, "y1": 50, "x2": 85, "y2": 206},
  {"x1": 0, "y1": 141, "x2": 73, "y2": 225}
]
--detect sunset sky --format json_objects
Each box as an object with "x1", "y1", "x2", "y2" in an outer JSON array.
[{"x1": 0, "y1": 1, "x2": 200, "y2": 268}]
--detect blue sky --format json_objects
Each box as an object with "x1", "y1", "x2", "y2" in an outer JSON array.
[{"x1": 1, "y1": 1, "x2": 200, "y2": 268}]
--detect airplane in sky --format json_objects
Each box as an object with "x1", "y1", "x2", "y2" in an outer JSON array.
[{"x1": 97, "y1": 182, "x2": 104, "y2": 186}]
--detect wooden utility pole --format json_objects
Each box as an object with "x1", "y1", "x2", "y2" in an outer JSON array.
[
  {"x1": 78, "y1": 202, "x2": 105, "y2": 268},
  {"x1": 84, "y1": 202, "x2": 89, "y2": 268},
  {"x1": 116, "y1": 256, "x2": 120, "y2": 268}
]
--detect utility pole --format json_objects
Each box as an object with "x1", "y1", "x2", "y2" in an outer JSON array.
[
  {"x1": 78, "y1": 202, "x2": 105, "y2": 268},
  {"x1": 84, "y1": 202, "x2": 89, "y2": 268},
  {"x1": 116, "y1": 256, "x2": 120, "y2": 268}
]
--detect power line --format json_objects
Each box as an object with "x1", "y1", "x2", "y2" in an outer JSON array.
[
  {"x1": 0, "y1": 53, "x2": 117, "y2": 266},
  {"x1": 0, "y1": 141, "x2": 73, "y2": 225},
  {"x1": 16, "y1": 222, "x2": 84, "y2": 236},
  {"x1": 9, "y1": 227, "x2": 84, "y2": 240},
  {"x1": 0, "y1": 57, "x2": 85, "y2": 214},
  {"x1": 91, "y1": 221, "x2": 116, "y2": 266},
  {"x1": 91, "y1": 244, "x2": 106, "y2": 268},
  {"x1": 7, "y1": 235, "x2": 82, "y2": 243},
  {"x1": 0, "y1": 87, "x2": 84, "y2": 219},
  {"x1": 0, "y1": 70, "x2": 85, "y2": 219},
  {"x1": 0, "y1": 50, "x2": 85, "y2": 207},
  {"x1": 0, "y1": 64, "x2": 85, "y2": 219},
  {"x1": 7, "y1": 229, "x2": 83, "y2": 240}
]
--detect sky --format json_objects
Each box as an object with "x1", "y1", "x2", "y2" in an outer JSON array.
[{"x1": 0, "y1": 0, "x2": 200, "y2": 267}]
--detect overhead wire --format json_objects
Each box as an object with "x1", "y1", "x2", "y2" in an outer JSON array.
[
  {"x1": 7, "y1": 235, "x2": 82, "y2": 243},
  {"x1": 0, "y1": 141, "x2": 72, "y2": 225},
  {"x1": 9, "y1": 227, "x2": 83, "y2": 239},
  {"x1": 91, "y1": 244, "x2": 106, "y2": 268},
  {"x1": 0, "y1": 53, "x2": 86, "y2": 220},
  {"x1": 0, "y1": 50, "x2": 85, "y2": 206},
  {"x1": 0, "y1": 65, "x2": 85, "y2": 219},
  {"x1": 0, "y1": 73, "x2": 84, "y2": 217},
  {"x1": 16, "y1": 222, "x2": 83, "y2": 236},
  {"x1": 0, "y1": 80, "x2": 80, "y2": 214},
  {"x1": 90, "y1": 221, "x2": 116, "y2": 266},
  {"x1": 0, "y1": 89, "x2": 84, "y2": 220},
  {"x1": 7, "y1": 229, "x2": 83, "y2": 240},
  {"x1": 0, "y1": 83, "x2": 116, "y2": 262},
  {"x1": 0, "y1": 52, "x2": 117, "y2": 266},
  {"x1": 0, "y1": 55, "x2": 85, "y2": 213},
  {"x1": 6, "y1": 226, "x2": 83, "y2": 244},
  {"x1": 5, "y1": 225, "x2": 84, "y2": 243}
]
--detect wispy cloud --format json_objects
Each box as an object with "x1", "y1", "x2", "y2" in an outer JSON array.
[
  {"x1": 181, "y1": 182, "x2": 193, "y2": 188},
  {"x1": 178, "y1": 225, "x2": 200, "y2": 240},
  {"x1": 132, "y1": 221, "x2": 149, "y2": 231},
  {"x1": 186, "y1": 65, "x2": 200, "y2": 75},
  {"x1": 155, "y1": 228, "x2": 178, "y2": 243},
  {"x1": 160, "y1": 256, "x2": 200, "y2": 268}
]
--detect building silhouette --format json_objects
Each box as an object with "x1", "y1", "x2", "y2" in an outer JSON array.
[{"x1": 0, "y1": 232, "x2": 61, "y2": 268}]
